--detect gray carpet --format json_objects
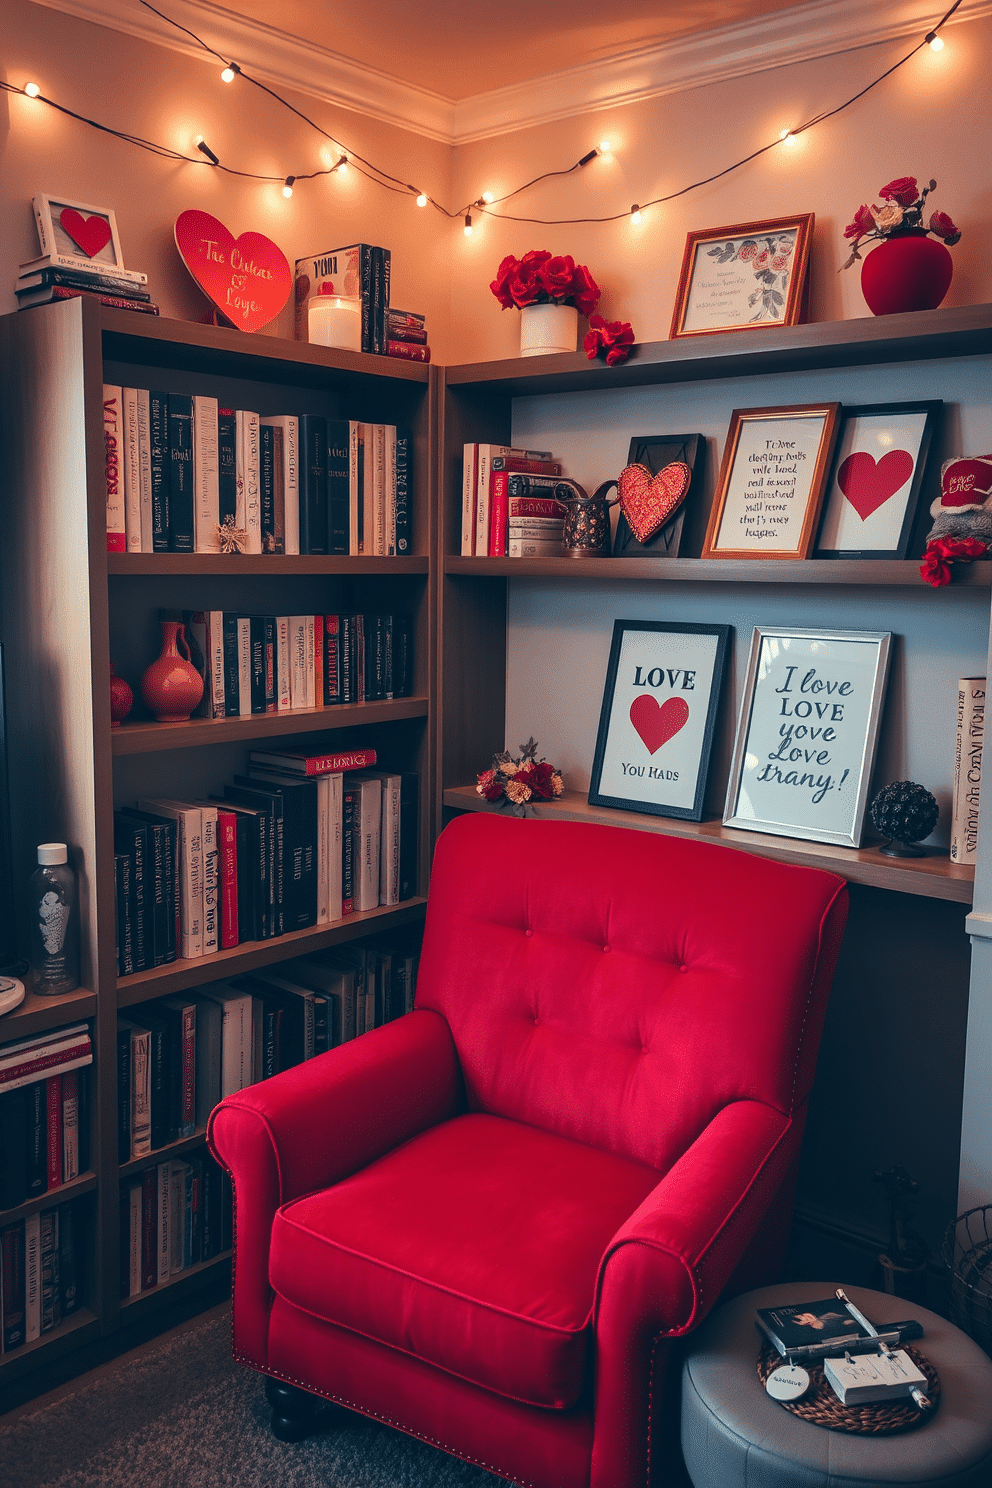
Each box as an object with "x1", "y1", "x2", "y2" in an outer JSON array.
[{"x1": 0, "y1": 1310, "x2": 503, "y2": 1488}]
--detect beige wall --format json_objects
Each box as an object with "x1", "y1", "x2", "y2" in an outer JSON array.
[{"x1": 0, "y1": 0, "x2": 455, "y2": 354}]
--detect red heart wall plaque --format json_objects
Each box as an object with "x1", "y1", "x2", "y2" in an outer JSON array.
[
  {"x1": 174, "y1": 210, "x2": 292, "y2": 333},
  {"x1": 629, "y1": 695, "x2": 689, "y2": 754},
  {"x1": 618, "y1": 461, "x2": 691, "y2": 544},
  {"x1": 60, "y1": 208, "x2": 112, "y2": 258},
  {"x1": 837, "y1": 449, "x2": 914, "y2": 521}
]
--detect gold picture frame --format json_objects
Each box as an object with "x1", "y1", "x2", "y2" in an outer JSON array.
[{"x1": 670, "y1": 214, "x2": 813, "y2": 339}]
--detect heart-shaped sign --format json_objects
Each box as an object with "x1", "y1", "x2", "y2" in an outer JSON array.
[
  {"x1": 174, "y1": 210, "x2": 292, "y2": 333},
  {"x1": 837, "y1": 449, "x2": 914, "y2": 522},
  {"x1": 629, "y1": 695, "x2": 689, "y2": 754},
  {"x1": 618, "y1": 461, "x2": 691, "y2": 544},
  {"x1": 60, "y1": 207, "x2": 112, "y2": 258}
]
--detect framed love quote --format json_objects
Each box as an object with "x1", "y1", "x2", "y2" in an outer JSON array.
[
  {"x1": 33, "y1": 193, "x2": 125, "y2": 270},
  {"x1": 589, "y1": 620, "x2": 731, "y2": 821},
  {"x1": 612, "y1": 433, "x2": 705, "y2": 558},
  {"x1": 670, "y1": 214, "x2": 813, "y2": 339},
  {"x1": 702, "y1": 403, "x2": 841, "y2": 560},
  {"x1": 815, "y1": 401, "x2": 943, "y2": 558},
  {"x1": 724, "y1": 627, "x2": 892, "y2": 848}
]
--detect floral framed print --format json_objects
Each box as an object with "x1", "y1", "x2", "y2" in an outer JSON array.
[
  {"x1": 32, "y1": 193, "x2": 125, "y2": 271},
  {"x1": 723, "y1": 627, "x2": 891, "y2": 848},
  {"x1": 669, "y1": 214, "x2": 813, "y2": 338},
  {"x1": 814, "y1": 401, "x2": 943, "y2": 558},
  {"x1": 701, "y1": 403, "x2": 841, "y2": 560},
  {"x1": 589, "y1": 620, "x2": 731, "y2": 821}
]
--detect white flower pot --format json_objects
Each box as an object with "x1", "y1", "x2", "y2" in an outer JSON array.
[{"x1": 519, "y1": 302, "x2": 578, "y2": 357}]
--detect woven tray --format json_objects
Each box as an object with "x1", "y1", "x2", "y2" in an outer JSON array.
[{"x1": 757, "y1": 1343, "x2": 940, "y2": 1434}]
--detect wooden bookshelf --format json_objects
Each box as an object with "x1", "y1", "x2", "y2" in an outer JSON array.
[
  {"x1": 445, "y1": 556, "x2": 992, "y2": 586},
  {"x1": 0, "y1": 985, "x2": 97, "y2": 1041},
  {"x1": 111, "y1": 695, "x2": 429, "y2": 755}
]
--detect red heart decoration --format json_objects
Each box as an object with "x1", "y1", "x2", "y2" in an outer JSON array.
[
  {"x1": 60, "y1": 208, "x2": 113, "y2": 258},
  {"x1": 837, "y1": 449, "x2": 914, "y2": 521},
  {"x1": 174, "y1": 210, "x2": 292, "y2": 333},
  {"x1": 618, "y1": 461, "x2": 691, "y2": 544},
  {"x1": 629, "y1": 695, "x2": 689, "y2": 754}
]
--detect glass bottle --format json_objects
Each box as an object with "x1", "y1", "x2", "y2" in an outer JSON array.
[{"x1": 29, "y1": 843, "x2": 80, "y2": 994}]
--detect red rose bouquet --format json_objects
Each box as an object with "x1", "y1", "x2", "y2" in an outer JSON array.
[
  {"x1": 841, "y1": 176, "x2": 961, "y2": 269},
  {"x1": 584, "y1": 314, "x2": 635, "y2": 366},
  {"x1": 490, "y1": 251, "x2": 601, "y2": 315},
  {"x1": 476, "y1": 737, "x2": 565, "y2": 816}
]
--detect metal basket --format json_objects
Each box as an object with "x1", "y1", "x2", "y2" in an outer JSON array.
[{"x1": 943, "y1": 1205, "x2": 992, "y2": 1356}]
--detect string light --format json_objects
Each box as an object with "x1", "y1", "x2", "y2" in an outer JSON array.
[
  {"x1": 779, "y1": 129, "x2": 797, "y2": 146},
  {"x1": 416, "y1": 191, "x2": 428, "y2": 207},
  {"x1": 630, "y1": 204, "x2": 642, "y2": 224},
  {"x1": 926, "y1": 31, "x2": 945, "y2": 49},
  {"x1": 482, "y1": 191, "x2": 495, "y2": 204},
  {"x1": 282, "y1": 175, "x2": 294, "y2": 197},
  {"x1": 598, "y1": 140, "x2": 612, "y2": 154},
  {"x1": 220, "y1": 62, "x2": 240, "y2": 82},
  {"x1": 196, "y1": 137, "x2": 220, "y2": 165},
  {"x1": 464, "y1": 213, "x2": 473, "y2": 236},
  {"x1": 24, "y1": 82, "x2": 41, "y2": 98},
  {"x1": 335, "y1": 155, "x2": 348, "y2": 173}
]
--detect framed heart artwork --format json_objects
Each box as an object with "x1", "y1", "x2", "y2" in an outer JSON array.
[
  {"x1": 814, "y1": 401, "x2": 943, "y2": 559},
  {"x1": 589, "y1": 620, "x2": 731, "y2": 821},
  {"x1": 32, "y1": 193, "x2": 125, "y2": 270},
  {"x1": 612, "y1": 433, "x2": 705, "y2": 558}
]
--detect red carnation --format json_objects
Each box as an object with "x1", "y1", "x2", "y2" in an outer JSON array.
[
  {"x1": 527, "y1": 761, "x2": 557, "y2": 798},
  {"x1": 569, "y1": 263, "x2": 601, "y2": 316},
  {"x1": 476, "y1": 768, "x2": 504, "y2": 802},
  {"x1": 489, "y1": 254, "x2": 518, "y2": 309},
  {"x1": 929, "y1": 210, "x2": 960, "y2": 243},
  {"x1": 537, "y1": 254, "x2": 578, "y2": 300},
  {"x1": 584, "y1": 314, "x2": 635, "y2": 366},
  {"x1": 843, "y1": 204, "x2": 875, "y2": 241},
  {"x1": 879, "y1": 176, "x2": 918, "y2": 206},
  {"x1": 920, "y1": 535, "x2": 988, "y2": 587}
]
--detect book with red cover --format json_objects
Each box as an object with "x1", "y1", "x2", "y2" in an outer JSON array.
[
  {"x1": 20, "y1": 284, "x2": 160, "y2": 315},
  {"x1": 216, "y1": 809, "x2": 239, "y2": 949},
  {"x1": 489, "y1": 473, "x2": 566, "y2": 557},
  {"x1": 248, "y1": 746, "x2": 376, "y2": 776},
  {"x1": 46, "y1": 1074, "x2": 63, "y2": 1191},
  {"x1": 386, "y1": 341, "x2": 431, "y2": 362},
  {"x1": 490, "y1": 457, "x2": 562, "y2": 475}
]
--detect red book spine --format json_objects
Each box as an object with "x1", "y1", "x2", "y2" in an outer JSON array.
[
  {"x1": 45, "y1": 285, "x2": 160, "y2": 315},
  {"x1": 324, "y1": 614, "x2": 340, "y2": 705},
  {"x1": 104, "y1": 390, "x2": 125, "y2": 554},
  {"x1": 298, "y1": 748, "x2": 376, "y2": 775},
  {"x1": 386, "y1": 340, "x2": 431, "y2": 362},
  {"x1": 489, "y1": 471, "x2": 509, "y2": 558},
  {"x1": 507, "y1": 496, "x2": 567, "y2": 518},
  {"x1": 218, "y1": 811, "x2": 239, "y2": 949},
  {"x1": 46, "y1": 1075, "x2": 63, "y2": 1191},
  {"x1": 491, "y1": 458, "x2": 562, "y2": 475},
  {"x1": 141, "y1": 1168, "x2": 157, "y2": 1290},
  {"x1": 180, "y1": 1005, "x2": 196, "y2": 1134},
  {"x1": 313, "y1": 615, "x2": 324, "y2": 704},
  {"x1": 0, "y1": 1038, "x2": 92, "y2": 1087}
]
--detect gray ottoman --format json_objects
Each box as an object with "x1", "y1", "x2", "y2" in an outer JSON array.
[{"x1": 681, "y1": 1282, "x2": 992, "y2": 1488}]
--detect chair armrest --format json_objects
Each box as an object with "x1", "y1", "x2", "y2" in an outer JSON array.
[
  {"x1": 590, "y1": 1099, "x2": 796, "y2": 1487},
  {"x1": 207, "y1": 1008, "x2": 462, "y2": 1368}
]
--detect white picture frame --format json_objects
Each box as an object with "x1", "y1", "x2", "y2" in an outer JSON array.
[
  {"x1": 32, "y1": 193, "x2": 125, "y2": 270},
  {"x1": 724, "y1": 627, "x2": 892, "y2": 848}
]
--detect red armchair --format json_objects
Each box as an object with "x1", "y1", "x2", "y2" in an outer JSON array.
[{"x1": 209, "y1": 813, "x2": 847, "y2": 1487}]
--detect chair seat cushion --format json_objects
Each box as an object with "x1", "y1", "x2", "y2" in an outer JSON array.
[{"x1": 269, "y1": 1112, "x2": 660, "y2": 1409}]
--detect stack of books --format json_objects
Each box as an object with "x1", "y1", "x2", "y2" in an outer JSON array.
[
  {"x1": 387, "y1": 309, "x2": 430, "y2": 364},
  {"x1": 15, "y1": 253, "x2": 159, "y2": 316},
  {"x1": 118, "y1": 1153, "x2": 229, "y2": 1299},
  {"x1": 101, "y1": 392, "x2": 413, "y2": 557},
  {"x1": 113, "y1": 746, "x2": 419, "y2": 975},
  {"x1": 0, "y1": 1199, "x2": 83, "y2": 1351},
  {"x1": 294, "y1": 243, "x2": 390, "y2": 353},
  {"x1": 0, "y1": 1027, "x2": 92, "y2": 1207},
  {"x1": 461, "y1": 443, "x2": 564, "y2": 556}
]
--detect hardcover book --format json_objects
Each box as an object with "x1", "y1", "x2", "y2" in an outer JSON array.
[
  {"x1": 755, "y1": 1298, "x2": 872, "y2": 1357},
  {"x1": 951, "y1": 677, "x2": 984, "y2": 864}
]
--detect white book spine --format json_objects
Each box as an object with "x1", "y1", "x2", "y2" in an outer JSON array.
[
  {"x1": 123, "y1": 386, "x2": 142, "y2": 552},
  {"x1": 24, "y1": 1211, "x2": 41, "y2": 1342},
  {"x1": 237, "y1": 617, "x2": 252, "y2": 718},
  {"x1": 305, "y1": 616, "x2": 316, "y2": 708},
  {"x1": 475, "y1": 444, "x2": 498, "y2": 558},
  {"x1": 316, "y1": 773, "x2": 330, "y2": 924},
  {"x1": 241, "y1": 410, "x2": 261, "y2": 554},
  {"x1": 329, "y1": 771, "x2": 343, "y2": 922},
  {"x1": 136, "y1": 388, "x2": 153, "y2": 552},
  {"x1": 951, "y1": 677, "x2": 985, "y2": 863},
  {"x1": 362, "y1": 427, "x2": 375, "y2": 557},
  {"x1": 355, "y1": 778, "x2": 382, "y2": 912},
  {"x1": 130, "y1": 1027, "x2": 151, "y2": 1156},
  {"x1": 235, "y1": 411, "x2": 248, "y2": 534},
  {"x1": 128, "y1": 1180, "x2": 142, "y2": 1296},
  {"x1": 381, "y1": 774, "x2": 401, "y2": 905},
  {"x1": 349, "y1": 422, "x2": 361, "y2": 555},
  {"x1": 156, "y1": 1160, "x2": 171, "y2": 1286},
  {"x1": 276, "y1": 617, "x2": 292, "y2": 710},
  {"x1": 385, "y1": 424, "x2": 397, "y2": 555},
  {"x1": 62, "y1": 1074, "x2": 79, "y2": 1181},
  {"x1": 373, "y1": 423, "x2": 386, "y2": 557},
  {"x1": 103, "y1": 384, "x2": 126, "y2": 551},
  {"x1": 507, "y1": 537, "x2": 564, "y2": 557},
  {"x1": 200, "y1": 805, "x2": 219, "y2": 955},
  {"x1": 218, "y1": 1001, "x2": 249, "y2": 1096},
  {"x1": 193, "y1": 394, "x2": 220, "y2": 552},
  {"x1": 462, "y1": 443, "x2": 477, "y2": 556},
  {"x1": 208, "y1": 610, "x2": 226, "y2": 719},
  {"x1": 282, "y1": 415, "x2": 300, "y2": 555},
  {"x1": 289, "y1": 616, "x2": 308, "y2": 709}
]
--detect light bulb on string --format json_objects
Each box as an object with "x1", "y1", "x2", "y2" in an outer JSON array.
[
  {"x1": 283, "y1": 176, "x2": 295, "y2": 198},
  {"x1": 482, "y1": 191, "x2": 495, "y2": 204},
  {"x1": 24, "y1": 82, "x2": 41, "y2": 97},
  {"x1": 630, "y1": 204, "x2": 642, "y2": 225},
  {"x1": 598, "y1": 140, "x2": 611, "y2": 154},
  {"x1": 779, "y1": 129, "x2": 797, "y2": 146},
  {"x1": 464, "y1": 214, "x2": 473, "y2": 236},
  {"x1": 196, "y1": 137, "x2": 220, "y2": 165},
  {"x1": 221, "y1": 62, "x2": 240, "y2": 82},
  {"x1": 926, "y1": 30, "x2": 944, "y2": 50},
  {"x1": 416, "y1": 191, "x2": 428, "y2": 207}
]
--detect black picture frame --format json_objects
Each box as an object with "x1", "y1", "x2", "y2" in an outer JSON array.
[
  {"x1": 612, "y1": 433, "x2": 705, "y2": 558},
  {"x1": 813, "y1": 400, "x2": 943, "y2": 559},
  {"x1": 589, "y1": 619, "x2": 731, "y2": 821}
]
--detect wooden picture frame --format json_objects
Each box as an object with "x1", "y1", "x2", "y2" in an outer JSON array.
[
  {"x1": 670, "y1": 214, "x2": 813, "y2": 339},
  {"x1": 612, "y1": 433, "x2": 705, "y2": 558},
  {"x1": 32, "y1": 193, "x2": 126, "y2": 270},
  {"x1": 723, "y1": 626, "x2": 891, "y2": 848},
  {"x1": 814, "y1": 401, "x2": 944, "y2": 559},
  {"x1": 589, "y1": 620, "x2": 731, "y2": 821},
  {"x1": 701, "y1": 403, "x2": 841, "y2": 560}
]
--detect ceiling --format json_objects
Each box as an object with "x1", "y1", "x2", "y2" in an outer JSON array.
[{"x1": 227, "y1": 0, "x2": 811, "y2": 100}]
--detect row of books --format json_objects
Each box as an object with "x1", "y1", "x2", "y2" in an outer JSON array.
[
  {"x1": 114, "y1": 748, "x2": 417, "y2": 973},
  {"x1": 295, "y1": 243, "x2": 391, "y2": 353},
  {"x1": 461, "y1": 444, "x2": 566, "y2": 557},
  {"x1": 16, "y1": 245, "x2": 158, "y2": 317},
  {"x1": 119, "y1": 1153, "x2": 230, "y2": 1299},
  {"x1": 103, "y1": 390, "x2": 413, "y2": 559},
  {"x1": 386, "y1": 308, "x2": 431, "y2": 364},
  {"x1": 177, "y1": 609, "x2": 413, "y2": 721},
  {"x1": 1, "y1": 1200, "x2": 83, "y2": 1352},
  {"x1": 0, "y1": 1026, "x2": 93, "y2": 1209},
  {"x1": 950, "y1": 676, "x2": 984, "y2": 864},
  {"x1": 118, "y1": 942, "x2": 418, "y2": 1161}
]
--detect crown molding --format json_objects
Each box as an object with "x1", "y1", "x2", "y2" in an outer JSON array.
[{"x1": 31, "y1": 0, "x2": 992, "y2": 146}]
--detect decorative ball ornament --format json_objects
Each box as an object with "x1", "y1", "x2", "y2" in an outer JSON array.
[
  {"x1": 109, "y1": 662, "x2": 134, "y2": 728},
  {"x1": 869, "y1": 780, "x2": 939, "y2": 857}
]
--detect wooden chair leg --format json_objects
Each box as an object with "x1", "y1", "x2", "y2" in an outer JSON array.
[{"x1": 264, "y1": 1376, "x2": 325, "y2": 1442}]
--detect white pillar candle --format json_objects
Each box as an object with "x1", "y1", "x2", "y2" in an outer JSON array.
[{"x1": 308, "y1": 295, "x2": 362, "y2": 351}]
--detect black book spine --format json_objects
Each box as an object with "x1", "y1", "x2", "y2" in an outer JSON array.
[
  {"x1": 2, "y1": 1220, "x2": 26, "y2": 1350},
  {"x1": 297, "y1": 416, "x2": 329, "y2": 556},
  {"x1": 147, "y1": 823, "x2": 167, "y2": 967},
  {"x1": 22, "y1": 266, "x2": 153, "y2": 298},
  {"x1": 249, "y1": 616, "x2": 266, "y2": 715},
  {"x1": 230, "y1": 811, "x2": 257, "y2": 942},
  {"x1": 394, "y1": 427, "x2": 411, "y2": 554},
  {"x1": 366, "y1": 614, "x2": 386, "y2": 701},
  {"x1": 223, "y1": 613, "x2": 240, "y2": 717},
  {"x1": 313, "y1": 996, "x2": 328, "y2": 1055},
  {"x1": 395, "y1": 614, "x2": 413, "y2": 698},
  {"x1": 372, "y1": 247, "x2": 384, "y2": 354},
  {"x1": 360, "y1": 245, "x2": 374, "y2": 353},
  {"x1": 342, "y1": 785, "x2": 356, "y2": 913},
  {"x1": 399, "y1": 772, "x2": 419, "y2": 900},
  {"x1": 116, "y1": 1024, "x2": 131, "y2": 1164},
  {"x1": 218, "y1": 408, "x2": 238, "y2": 525},
  {"x1": 0, "y1": 1088, "x2": 27, "y2": 1209},
  {"x1": 222, "y1": 796, "x2": 271, "y2": 938},
  {"x1": 161, "y1": 1008, "x2": 182, "y2": 1144},
  {"x1": 379, "y1": 248, "x2": 391, "y2": 354},
  {"x1": 25, "y1": 1082, "x2": 46, "y2": 1196},
  {"x1": 188, "y1": 1157, "x2": 203, "y2": 1265},
  {"x1": 327, "y1": 420, "x2": 350, "y2": 554},
  {"x1": 59, "y1": 1201, "x2": 78, "y2": 1316},
  {"x1": 324, "y1": 613, "x2": 341, "y2": 705},
  {"x1": 160, "y1": 820, "x2": 177, "y2": 963},
  {"x1": 260, "y1": 422, "x2": 275, "y2": 552},
  {"x1": 383, "y1": 614, "x2": 394, "y2": 700},
  {"x1": 231, "y1": 781, "x2": 286, "y2": 936},
  {"x1": 150, "y1": 392, "x2": 170, "y2": 551},
  {"x1": 167, "y1": 394, "x2": 194, "y2": 552},
  {"x1": 340, "y1": 614, "x2": 355, "y2": 704},
  {"x1": 146, "y1": 1019, "x2": 168, "y2": 1150},
  {"x1": 264, "y1": 617, "x2": 276, "y2": 713},
  {"x1": 115, "y1": 852, "x2": 133, "y2": 977}
]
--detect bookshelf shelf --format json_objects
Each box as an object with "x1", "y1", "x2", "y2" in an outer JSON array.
[
  {"x1": 111, "y1": 695, "x2": 429, "y2": 755},
  {"x1": 0, "y1": 1172, "x2": 98, "y2": 1226},
  {"x1": 108, "y1": 554, "x2": 429, "y2": 577},
  {"x1": 445, "y1": 557, "x2": 992, "y2": 587},
  {"x1": 0, "y1": 986, "x2": 98, "y2": 1042},
  {"x1": 119, "y1": 1252, "x2": 232, "y2": 1319},
  {"x1": 0, "y1": 1310, "x2": 100, "y2": 1383},
  {"x1": 444, "y1": 787, "x2": 976, "y2": 903},
  {"x1": 119, "y1": 1130, "x2": 209, "y2": 1178}
]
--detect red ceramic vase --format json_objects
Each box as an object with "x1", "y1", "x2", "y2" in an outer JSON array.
[
  {"x1": 140, "y1": 620, "x2": 204, "y2": 722},
  {"x1": 109, "y1": 662, "x2": 134, "y2": 728},
  {"x1": 860, "y1": 231, "x2": 953, "y2": 316}
]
